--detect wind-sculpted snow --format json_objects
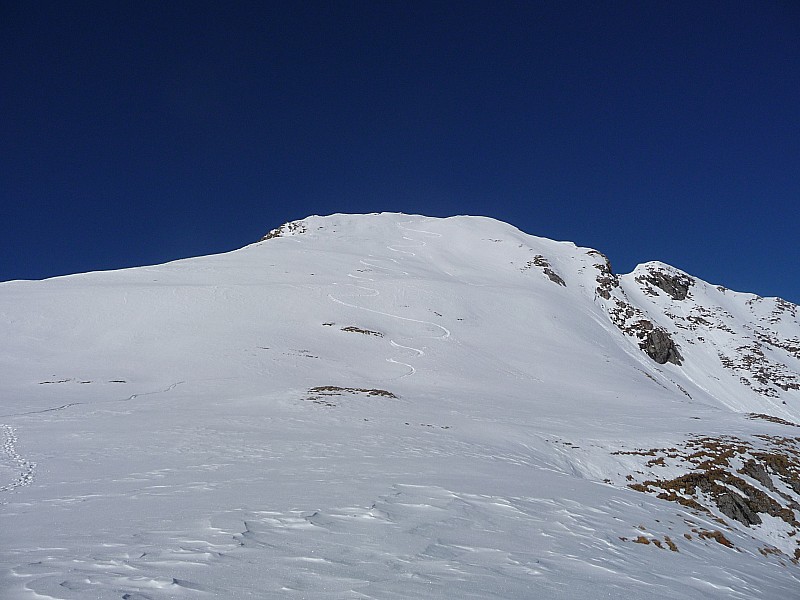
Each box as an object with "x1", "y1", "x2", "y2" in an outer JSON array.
[{"x1": 1, "y1": 212, "x2": 799, "y2": 598}]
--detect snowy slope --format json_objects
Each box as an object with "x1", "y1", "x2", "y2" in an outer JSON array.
[{"x1": 1, "y1": 213, "x2": 799, "y2": 599}]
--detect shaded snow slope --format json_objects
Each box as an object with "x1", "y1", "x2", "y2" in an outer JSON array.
[{"x1": 1, "y1": 213, "x2": 799, "y2": 598}]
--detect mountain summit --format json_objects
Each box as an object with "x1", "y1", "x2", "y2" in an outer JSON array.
[{"x1": 1, "y1": 213, "x2": 799, "y2": 598}]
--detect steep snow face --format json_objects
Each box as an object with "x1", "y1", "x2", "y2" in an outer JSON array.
[
  {"x1": 1, "y1": 213, "x2": 799, "y2": 599},
  {"x1": 619, "y1": 261, "x2": 800, "y2": 417}
]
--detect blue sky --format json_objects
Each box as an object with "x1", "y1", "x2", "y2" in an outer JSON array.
[{"x1": 2, "y1": 2, "x2": 798, "y2": 302}]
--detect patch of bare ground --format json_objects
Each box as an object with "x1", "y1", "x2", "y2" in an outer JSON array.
[
  {"x1": 718, "y1": 341, "x2": 800, "y2": 396},
  {"x1": 341, "y1": 326, "x2": 384, "y2": 337},
  {"x1": 305, "y1": 386, "x2": 398, "y2": 406},
  {"x1": 620, "y1": 534, "x2": 679, "y2": 551},
  {"x1": 521, "y1": 255, "x2": 566, "y2": 286},
  {"x1": 696, "y1": 529, "x2": 735, "y2": 548},
  {"x1": 589, "y1": 254, "x2": 683, "y2": 365},
  {"x1": 748, "y1": 413, "x2": 800, "y2": 428},
  {"x1": 615, "y1": 431, "x2": 800, "y2": 562}
]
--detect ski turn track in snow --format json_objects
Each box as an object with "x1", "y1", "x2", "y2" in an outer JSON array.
[{"x1": 327, "y1": 221, "x2": 449, "y2": 380}]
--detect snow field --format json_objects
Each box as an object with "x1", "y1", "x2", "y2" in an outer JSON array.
[{"x1": 1, "y1": 213, "x2": 798, "y2": 598}]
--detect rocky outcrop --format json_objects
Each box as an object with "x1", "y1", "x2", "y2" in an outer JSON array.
[
  {"x1": 260, "y1": 220, "x2": 307, "y2": 240},
  {"x1": 621, "y1": 259, "x2": 800, "y2": 402},
  {"x1": 589, "y1": 251, "x2": 618, "y2": 299},
  {"x1": 636, "y1": 267, "x2": 694, "y2": 300},
  {"x1": 717, "y1": 490, "x2": 762, "y2": 525},
  {"x1": 719, "y1": 341, "x2": 800, "y2": 397},
  {"x1": 590, "y1": 253, "x2": 683, "y2": 366},
  {"x1": 523, "y1": 255, "x2": 566, "y2": 286},
  {"x1": 616, "y1": 432, "x2": 800, "y2": 561},
  {"x1": 642, "y1": 326, "x2": 683, "y2": 365}
]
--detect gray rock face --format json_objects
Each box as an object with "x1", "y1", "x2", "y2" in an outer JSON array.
[
  {"x1": 638, "y1": 269, "x2": 694, "y2": 300},
  {"x1": 260, "y1": 220, "x2": 308, "y2": 240},
  {"x1": 543, "y1": 268, "x2": 566, "y2": 286},
  {"x1": 739, "y1": 460, "x2": 775, "y2": 491},
  {"x1": 590, "y1": 251, "x2": 618, "y2": 299},
  {"x1": 642, "y1": 328, "x2": 683, "y2": 365},
  {"x1": 528, "y1": 255, "x2": 566, "y2": 286},
  {"x1": 717, "y1": 491, "x2": 762, "y2": 525}
]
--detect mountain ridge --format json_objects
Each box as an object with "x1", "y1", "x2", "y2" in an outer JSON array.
[
  {"x1": 261, "y1": 213, "x2": 800, "y2": 415},
  {"x1": 1, "y1": 212, "x2": 799, "y2": 598}
]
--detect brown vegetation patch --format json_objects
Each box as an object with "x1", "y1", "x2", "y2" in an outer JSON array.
[
  {"x1": 760, "y1": 546, "x2": 784, "y2": 557},
  {"x1": 624, "y1": 435, "x2": 800, "y2": 529},
  {"x1": 748, "y1": 413, "x2": 800, "y2": 428},
  {"x1": 697, "y1": 529, "x2": 734, "y2": 548},
  {"x1": 627, "y1": 535, "x2": 679, "y2": 551},
  {"x1": 616, "y1": 433, "x2": 800, "y2": 562}
]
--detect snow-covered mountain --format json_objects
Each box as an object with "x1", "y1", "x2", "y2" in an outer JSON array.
[{"x1": 1, "y1": 213, "x2": 799, "y2": 599}]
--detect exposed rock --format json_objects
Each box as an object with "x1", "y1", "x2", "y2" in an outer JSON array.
[
  {"x1": 748, "y1": 413, "x2": 800, "y2": 428},
  {"x1": 756, "y1": 451, "x2": 800, "y2": 495},
  {"x1": 544, "y1": 268, "x2": 566, "y2": 286},
  {"x1": 620, "y1": 433, "x2": 800, "y2": 546},
  {"x1": 754, "y1": 331, "x2": 800, "y2": 361},
  {"x1": 641, "y1": 327, "x2": 683, "y2": 365},
  {"x1": 717, "y1": 491, "x2": 762, "y2": 525},
  {"x1": 767, "y1": 298, "x2": 798, "y2": 324},
  {"x1": 636, "y1": 268, "x2": 694, "y2": 301},
  {"x1": 589, "y1": 250, "x2": 618, "y2": 299},
  {"x1": 341, "y1": 326, "x2": 384, "y2": 337},
  {"x1": 590, "y1": 254, "x2": 685, "y2": 367},
  {"x1": 739, "y1": 459, "x2": 776, "y2": 490},
  {"x1": 260, "y1": 220, "x2": 307, "y2": 240},
  {"x1": 524, "y1": 255, "x2": 566, "y2": 286},
  {"x1": 719, "y1": 341, "x2": 800, "y2": 396}
]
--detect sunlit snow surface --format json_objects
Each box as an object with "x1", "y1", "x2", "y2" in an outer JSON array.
[{"x1": 1, "y1": 213, "x2": 799, "y2": 598}]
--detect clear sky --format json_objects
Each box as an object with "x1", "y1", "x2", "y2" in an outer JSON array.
[{"x1": 2, "y1": 2, "x2": 798, "y2": 302}]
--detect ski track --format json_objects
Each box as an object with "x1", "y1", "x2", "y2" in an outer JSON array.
[
  {"x1": 396, "y1": 221, "x2": 443, "y2": 238},
  {"x1": 125, "y1": 381, "x2": 185, "y2": 402},
  {"x1": 327, "y1": 294, "x2": 451, "y2": 340},
  {"x1": 358, "y1": 259, "x2": 409, "y2": 276},
  {"x1": 0, "y1": 424, "x2": 36, "y2": 492},
  {"x1": 386, "y1": 234, "x2": 428, "y2": 256},
  {"x1": 385, "y1": 358, "x2": 416, "y2": 378},
  {"x1": 328, "y1": 222, "x2": 449, "y2": 381},
  {"x1": 390, "y1": 339, "x2": 424, "y2": 357}
]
